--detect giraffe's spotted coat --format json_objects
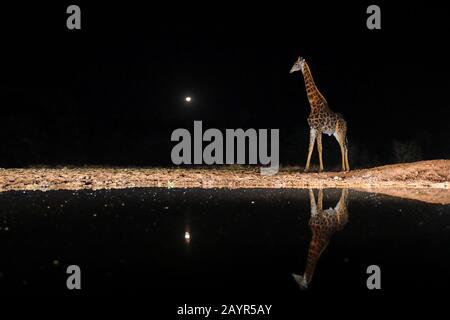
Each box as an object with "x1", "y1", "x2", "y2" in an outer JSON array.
[
  {"x1": 293, "y1": 189, "x2": 349, "y2": 289},
  {"x1": 290, "y1": 56, "x2": 350, "y2": 172}
]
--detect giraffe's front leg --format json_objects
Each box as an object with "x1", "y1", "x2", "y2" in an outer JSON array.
[
  {"x1": 317, "y1": 189, "x2": 323, "y2": 212},
  {"x1": 316, "y1": 133, "x2": 324, "y2": 172},
  {"x1": 304, "y1": 129, "x2": 317, "y2": 172},
  {"x1": 308, "y1": 189, "x2": 317, "y2": 216}
]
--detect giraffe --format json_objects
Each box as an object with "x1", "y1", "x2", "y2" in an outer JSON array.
[
  {"x1": 290, "y1": 56, "x2": 350, "y2": 172},
  {"x1": 292, "y1": 189, "x2": 349, "y2": 289}
]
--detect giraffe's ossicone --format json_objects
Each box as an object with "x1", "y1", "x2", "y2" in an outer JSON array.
[{"x1": 290, "y1": 57, "x2": 350, "y2": 172}]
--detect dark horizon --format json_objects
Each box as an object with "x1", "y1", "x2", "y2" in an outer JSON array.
[{"x1": 1, "y1": 3, "x2": 449, "y2": 168}]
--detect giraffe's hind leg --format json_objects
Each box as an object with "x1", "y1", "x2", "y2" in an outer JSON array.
[
  {"x1": 335, "y1": 189, "x2": 349, "y2": 211},
  {"x1": 334, "y1": 120, "x2": 350, "y2": 172},
  {"x1": 345, "y1": 144, "x2": 350, "y2": 171}
]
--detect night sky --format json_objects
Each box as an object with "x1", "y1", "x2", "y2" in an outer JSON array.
[{"x1": 1, "y1": 2, "x2": 449, "y2": 167}]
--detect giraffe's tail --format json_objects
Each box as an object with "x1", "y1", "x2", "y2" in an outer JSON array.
[{"x1": 292, "y1": 273, "x2": 308, "y2": 290}]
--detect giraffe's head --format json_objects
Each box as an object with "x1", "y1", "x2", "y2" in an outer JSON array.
[{"x1": 290, "y1": 56, "x2": 306, "y2": 73}]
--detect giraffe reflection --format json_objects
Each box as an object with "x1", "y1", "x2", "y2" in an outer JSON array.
[{"x1": 293, "y1": 189, "x2": 349, "y2": 289}]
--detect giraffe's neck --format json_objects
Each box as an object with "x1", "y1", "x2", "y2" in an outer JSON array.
[
  {"x1": 303, "y1": 233, "x2": 330, "y2": 283},
  {"x1": 302, "y1": 62, "x2": 328, "y2": 109}
]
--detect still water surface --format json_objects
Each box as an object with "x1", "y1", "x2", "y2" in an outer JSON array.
[{"x1": 0, "y1": 188, "x2": 449, "y2": 296}]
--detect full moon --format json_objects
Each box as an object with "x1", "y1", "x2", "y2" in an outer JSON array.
[{"x1": 185, "y1": 96, "x2": 192, "y2": 102}]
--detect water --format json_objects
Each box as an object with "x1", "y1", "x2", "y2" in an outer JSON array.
[{"x1": 0, "y1": 188, "x2": 449, "y2": 298}]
